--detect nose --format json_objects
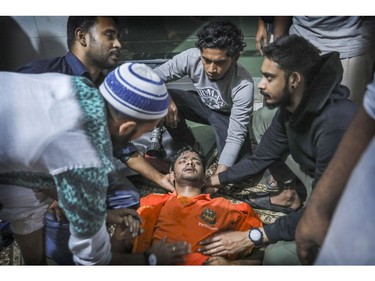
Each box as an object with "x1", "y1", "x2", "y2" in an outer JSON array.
[
  {"x1": 113, "y1": 37, "x2": 122, "y2": 49},
  {"x1": 258, "y1": 77, "x2": 266, "y2": 90},
  {"x1": 208, "y1": 63, "x2": 217, "y2": 73}
]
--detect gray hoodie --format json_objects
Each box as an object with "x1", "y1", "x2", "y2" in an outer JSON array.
[{"x1": 154, "y1": 48, "x2": 254, "y2": 167}]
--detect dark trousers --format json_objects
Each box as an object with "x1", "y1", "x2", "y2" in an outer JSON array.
[{"x1": 167, "y1": 89, "x2": 252, "y2": 163}]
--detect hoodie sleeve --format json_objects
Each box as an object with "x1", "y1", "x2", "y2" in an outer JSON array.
[
  {"x1": 263, "y1": 208, "x2": 304, "y2": 242},
  {"x1": 219, "y1": 109, "x2": 290, "y2": 184}
]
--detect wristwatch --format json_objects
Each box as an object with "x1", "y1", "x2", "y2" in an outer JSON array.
[
  {"x1": 248, "y1": 228, "x2": 263, "y2": 247},
  {"x1": 145, "y1": 252, "x2": 157, "y2": 265}
]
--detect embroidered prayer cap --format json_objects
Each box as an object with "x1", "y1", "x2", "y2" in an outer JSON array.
[{"x1": 99, "y1": 62, "x2": 169, "y2": 120}]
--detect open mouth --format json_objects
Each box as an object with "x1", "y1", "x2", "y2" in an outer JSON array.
[{"x1": 183, "y1": 167, "x2": 195, "y2": 173}]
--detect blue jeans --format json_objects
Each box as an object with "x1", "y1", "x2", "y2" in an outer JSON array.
[{"x1": 45, "y1": 176, "x2": 140, "y2": 265}]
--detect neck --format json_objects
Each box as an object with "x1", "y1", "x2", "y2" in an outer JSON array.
[
  {"x1": 71, "y1": 48, "x2": 101, "y2": 82},
  {"x1": 286, "y1": 86, "x2": 305, "y2": 113},
  {"x1": 175, "y1": 182, "x2": 202, "y2": 197}
]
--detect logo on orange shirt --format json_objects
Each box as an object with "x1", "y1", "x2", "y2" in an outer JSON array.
[{"x1": 200, "y1": 208, "x2": 216, "y2": 225}]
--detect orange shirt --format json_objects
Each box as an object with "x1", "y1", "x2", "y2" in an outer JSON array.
[{"x1": 133, "y1": 191, "x2": 263, "y2": 265}]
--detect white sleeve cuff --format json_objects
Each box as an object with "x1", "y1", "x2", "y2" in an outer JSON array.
[{"x1": 69, "y1": 222, "x2": 112, "y2": 265}]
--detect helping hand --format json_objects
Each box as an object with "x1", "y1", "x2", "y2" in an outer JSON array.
[
  {"x1": 48, "y1": 200, "x2": 68, "y2": 223},
  {"x1": 198, "y1": 231, "x2": 251, "y2": 256},
  {"x1": 148, "y1": 237, "x2": 191, "y2": 265},
  {"x1": 164, "y1": 98, "x2": 179, "y2": 129},
  {"x1": 158, "y1": 173, "x2": 175, "y2": 192},
  {"x1": 107, "y1": 208, "x2": 143, "y2": 238}
]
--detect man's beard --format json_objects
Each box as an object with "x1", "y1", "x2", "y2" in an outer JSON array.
[
  {"x1": 88, "y1": 35, "x2": 119, "y2": 70},
  {"x1": 92, "y1": 53, "x2": 118, "y2": 70},
  {"x1": 177, "y1": 171, "x2": 205, "y2": 185},
  {"x1": 263, "y1": 84, "x2": 292, "y2": 110}
]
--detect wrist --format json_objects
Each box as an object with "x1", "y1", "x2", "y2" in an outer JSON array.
[
  {"x1": 144, "y1": 252, "x2": 157, "y2": 265},
  {"x1": 248, "y1": 227, "x2": 265, "y2": 247}
]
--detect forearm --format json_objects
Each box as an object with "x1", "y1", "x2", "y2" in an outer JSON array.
[
  {"x1": 273, "y1": 16, "x2": 292, "y2": 39},
  {"x1": 263, "y1": 209, "x2": 304, "y2": 242},
  {"x1": 126, "y1": 152, "x2": 163, "y2": 184}
]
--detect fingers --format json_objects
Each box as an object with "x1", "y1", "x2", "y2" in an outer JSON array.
[
  {"x1": 255, "y1": 41, "x2": 262, "y2": 54},
  {"x1": 198, "y1": 239, "x2": 218, "y2": 252},
  {"x1": 203, "y1": 187, "x2": 219, "y2": 195},
  {"x1": 297, "y1": 244, "x2": 319, "y2": 265},
  {"x1": 48, "y1": 201, "x2": 67, "y2": 222},
  {"x1": 106, "y1": 208, "x2": 141, "y2": 224},
  {"x1": 199, "y1": 234, "x2": 220, "y2": 246},
  {"x1": 165, "y1": 99, "x2": 179, "y2": 128},
  {"x1": 48, "y1": 208, "x2": 58, "y2": 222},
  {"x1": 55, "y1": 208, "x2": 68, "y2": 223},
  {"x1": 168, "y1": 241, "x2": 191, "y2": 264},
  {"x1": 203, "y1": 257, "x2": 229, "y2": 265},
  {"x1": 198, "y1": 242, "x2": 223, "y2": 256},
  {"x1": 150, "y1": 240, "x2": 191, "y2": 265},
  {"x1": 165, "y1": 112, "x2": 178, "y2": 128},
  {"x1": 122, "y1": 214, "x2": 142, "y2": 238},
  {"x1": 160, "y1": 175, "x2": 175, "y2": 192},
  {"x1": 201, "y1": 246, "x2": 227, "y2": 256}
]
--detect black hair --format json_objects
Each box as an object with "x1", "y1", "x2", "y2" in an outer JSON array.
[
  {"x1": 263, "y1": 34, "x2": 322, "y2": 83},
  {"x1": 195, "y1": 20, "x2": 246, "y2": 58},
  {"x1": 170, "y1": 146, "x2": 205, "y2": 172},
  {"x1": 66, "y1": 16, "x2": 119, "y2": 50}
]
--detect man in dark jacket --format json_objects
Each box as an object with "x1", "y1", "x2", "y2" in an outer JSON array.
[{"x1": 200, "y1": 35, "x2": 358, "y2": 264}]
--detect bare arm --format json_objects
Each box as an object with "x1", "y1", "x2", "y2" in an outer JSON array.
[
  {"x1": 296, "y1": 106, "x2": 375, "y2": 264},
  {"x1": 255, "y1": 17, "x2": 269, "y2": 55},
  {"x1": 198, "y1": 227, "x2": 269, "y2": 256},
  {"x1": 125, "y1": 151, "x2": 174, "y2": 192},
  {"x1": 273, "y1": 16, "x2": 293, "y2": 39}
]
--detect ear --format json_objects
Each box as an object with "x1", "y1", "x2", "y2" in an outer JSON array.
[
  {"x1": 118, "y1": 121, "x2": 137, "y2": 136},
  {"x1": 289, "y1": 72, "x2": 302, "y2": 90},
  {"x1": 75, "y1": 28, "x2": 88, "y2": 47}
]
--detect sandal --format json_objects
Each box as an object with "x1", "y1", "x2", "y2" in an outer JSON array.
[
  {"x1": 245, "y1": 196, "x2": 296, "y2": 214},
  {"x1": 247, "y1": 190, "x2": 280, "y2": 199},
  {"x1": 264, "y1": 174, "x2": 279, "y2": 191},
  {"x1": 245, "y1": 187, "x2": 302, "y2": 214}
]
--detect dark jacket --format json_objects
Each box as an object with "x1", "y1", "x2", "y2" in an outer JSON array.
[
  {"x1": 219, "y1": 52, "x2": 359, "y2": 242},
  {"x1": 17, "y1": 51, "x2": 105, "y2": 87}
]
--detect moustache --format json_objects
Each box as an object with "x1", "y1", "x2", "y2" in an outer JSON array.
[{"x1": 110, "y1": 50, "x2": 121, "y2": 57}]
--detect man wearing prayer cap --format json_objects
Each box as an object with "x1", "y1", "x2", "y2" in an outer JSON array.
[{"x1": 0, "y1": 63, "x2": 191, "y2": 265}]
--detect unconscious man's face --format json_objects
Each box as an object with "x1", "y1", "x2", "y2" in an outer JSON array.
[{"x1": 172, "y1": 150, "x2": 205, "y2": 184}]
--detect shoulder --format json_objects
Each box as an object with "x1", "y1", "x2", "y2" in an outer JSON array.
[
  {"x1": 17, "y1": 56, "x2": 69, "y2": 74},
  {"x1": 173, "y1": 48, "x2": 201, "y2": 61},
  {"x1": 141, "y1": 193, "x2": 171, "y2": 206},
  {"x1": 234, "y1": 63, "x2": 254, "y2": 83}
]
